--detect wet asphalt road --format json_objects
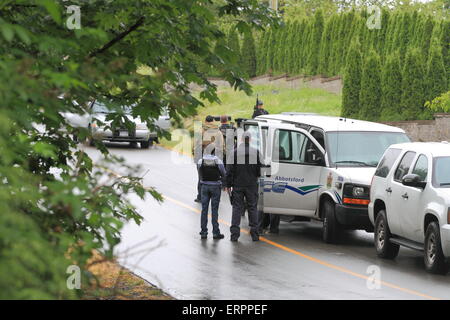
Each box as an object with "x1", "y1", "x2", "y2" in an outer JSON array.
[{"x1": 85, "y1": 144, "x2": 450, "y2": 300}]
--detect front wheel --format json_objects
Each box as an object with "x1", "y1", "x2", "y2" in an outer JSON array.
[
  {"x1": 374, "y1": 210, "x2": 399, "y2": 259},
  {"x1": 424, "y1": 222, "x2": 448, "y2": 274},
  {"x1": 322, "y1": 200, "x2": 341, "y2": 244},
  {"x1": 140, "y1": 139, "x2": 153, "y2": 149}
]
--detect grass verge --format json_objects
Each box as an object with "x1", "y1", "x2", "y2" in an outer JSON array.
[
  {"x1": 83, "y1": 252, "x2": 173, "y2": 300},
  {"x1": 161, "y1": 83, "x2": 341, "y2": 148}
]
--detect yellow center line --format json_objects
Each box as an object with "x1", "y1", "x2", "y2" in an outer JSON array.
[
  {"x1": 163, "y1": 194, "x2": 440, "y2": 301},
  {"x1": 102, "y1": 152, "x2": 441, "y2": 300}
]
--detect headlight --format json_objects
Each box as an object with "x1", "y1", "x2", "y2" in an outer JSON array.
[
  {"x1": 353, "y1": 187, "x2": 365, "y2": 197},
  {"x1": 343, "y1": 184, "x2": 370, "y2": 206}
]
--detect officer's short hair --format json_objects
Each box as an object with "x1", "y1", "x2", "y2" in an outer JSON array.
[
  {"x1": 220, "y1": 115, "x2": 228, "y2": 124},
  {"x1": 205, "y1": 115, "x2": 214, "y2": 123}
]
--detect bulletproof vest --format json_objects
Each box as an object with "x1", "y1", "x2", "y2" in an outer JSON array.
[{"x1": 200, "y1": 158, "x2": 221, "y2": 182}]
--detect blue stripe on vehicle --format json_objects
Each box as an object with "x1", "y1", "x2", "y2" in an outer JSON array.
[
  {"x1": 334, "y1": 191, "x2": 342, "y2": 204},
  {"x1": 285, "y1": 185, "x2": 321, "y2": 196}
]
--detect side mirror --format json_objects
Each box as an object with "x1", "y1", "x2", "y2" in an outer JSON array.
[
  {"x1": 306, "y1": 148, "x2": 325, "y2": 166},
  {"x1": 402, "y1": 174, "x2": 427, "y2": 189}
]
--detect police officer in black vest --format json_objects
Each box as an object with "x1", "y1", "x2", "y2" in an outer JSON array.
[
  {"x1": 225, "y1": 134, "x2": 261, "y2": 242},
  {"x1": 197, "y1": 146, "x2": 226, "y2": 240}
]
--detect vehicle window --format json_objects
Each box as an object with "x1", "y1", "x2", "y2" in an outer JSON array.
[
  {"x1": 301, "y1": 136, "x2": 322, "y2": 165},
  {"x1": 433, "y1": 157, "x2": 450, "y2": 188},
  {"x1": 261, "y1": 127, "x2": 268, "y2": 158},
  {"x1": 274, "y1": 129, "x2": 292, "y2": 161},
  {"x1": 393, "y1": 151, "x2": 416, "y2": 182},
  {"x1": 273, "y1": 129, "x2": 320, "y2": 165},
  {"x1": 311, "y1": 130, "x2": 325, "y2": 149},
  {"x1": 327, "y1": 131, "x2": 410, "y2": 168},
  {"x1": 245, "y1": 124, "x2": 260, "y2": 151},
  {"x1": 92, "y1": 101, "x2": 132, "y2": 114},
  {"x1": 291, "y1": 131, "x2": 307, "y2": 163},
  {"x1": 412, "y1": 155, "x2": 428, "y2": 182},
  {"x1": 375, "y1": 148, "x2": 402, "y2": 178}
]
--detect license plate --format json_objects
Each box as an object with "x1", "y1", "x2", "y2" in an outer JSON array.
[{"x1": 119, "y1": 131, "x2": 128, "y2": 137}]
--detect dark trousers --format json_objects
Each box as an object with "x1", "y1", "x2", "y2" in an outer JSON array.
[
  {"x1": 200, "y1": 184, "x2": 221, "y2": 236},
  {"x1": 196, "y1": 179, "x2": 202, "y2": 201},
  {"x1": 230, "y1": 184, "x2": 259, "y2": 239},
  {"x1": 259, "y1": 213, "x2": 280, "y2": 233}
]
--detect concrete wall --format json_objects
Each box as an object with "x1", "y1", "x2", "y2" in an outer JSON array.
[{"x1": 384, "y1": 114, "x2": 450, "y2": 142}]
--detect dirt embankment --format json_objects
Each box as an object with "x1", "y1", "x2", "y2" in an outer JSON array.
[{"x1": 192, "y1": 74, "x2": 343, "y2": 95}]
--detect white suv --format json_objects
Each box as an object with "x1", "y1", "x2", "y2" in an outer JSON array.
[{"x1": 369, "y1": 142, "x2": 450, "y2": 274}]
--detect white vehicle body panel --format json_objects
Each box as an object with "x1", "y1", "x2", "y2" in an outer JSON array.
[
  {"x1": 369, "y1": 142, "x2": 450, "y2": 258},
  {"x1": 246, "y1": 113, "x2": 409, "y2": 231}
]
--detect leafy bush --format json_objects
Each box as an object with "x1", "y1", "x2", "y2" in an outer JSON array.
[{"x1": 0, "y1": 0, "x2": 278, "y2": 299}]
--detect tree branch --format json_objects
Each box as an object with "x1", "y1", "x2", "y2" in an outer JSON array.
[{"x1": 88, "y1": 17, "x2": 145, "y2": 58}]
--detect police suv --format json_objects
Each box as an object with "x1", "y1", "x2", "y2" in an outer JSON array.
[
  {"x1": 369, "y1": 142, "x2": 450, "y2": 274},
  {"x1": 242, "y1": 113, "x2": 410, "y2": 243}
]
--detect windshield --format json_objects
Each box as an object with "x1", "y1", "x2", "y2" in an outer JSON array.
[
  {"x1": 433, "y1": 157, "x2": 450, "y2": 188},
  {"x1": 92, "y1": 101, "x2": 132, "y2": 114},
  {"x1": 327, "y1": 131, "x2": 410, "y2": 167}
]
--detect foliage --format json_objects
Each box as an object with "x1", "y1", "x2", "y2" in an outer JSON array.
[
  {"x1": 401, "y1": 48, "x2": 427, "y2": 120},
  {"x1": 242, "y1": 31, "x2": 258, "y2": 78},
  {"x1": 0, "y1": 0, "x2": 278, "y2": 299},
  {"x1": 426, "y1": 39, "x2": 448, "y2": 103},
  {"x1": 425, "y1": 91, "x2": 450, "y2": 112},
  {"x1": 253, "y1": 5, "x2": 448, "y2": 121},
  {"x1": 359, "y1": 50, "x2": 382, "y2": 121},
  {"x1": 162, "y1": 83, "x2": 342, "y2": 145},
  {"x1": 381, "y1": 52, "x2": 402, "y2": 121}
]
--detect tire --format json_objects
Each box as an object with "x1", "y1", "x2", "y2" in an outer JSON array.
[
  {"x1": 424, "y1": 221, "x2": 449, "y2": 275},
  {"x1": 322, "y1": 200, "x2": 341, "y2": 244},
  {"x1": 140, "y1": 139, "x2": 153, "y2": 149},
  {"x1": 374, "y1": 210, "x2": 399, "y2": 259},
  {"x1": 129, "y1": 141, "x2": 138, "y2": 148}
]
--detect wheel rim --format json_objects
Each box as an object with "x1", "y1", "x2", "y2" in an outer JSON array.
[
  {"x1": 427, "y1": 233, "x2": 437, "y2": 265},
  {"x1": 376, "y1": 220, "x2": 385, "y2": 250}
]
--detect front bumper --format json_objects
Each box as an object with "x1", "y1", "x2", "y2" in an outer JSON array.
[
  {"x1": 93, "y1": 129, "x2": 150, "y2": 142},
  {"x1": 441, "y1": 224, "x2": 450, "y2": 258},
  {"x1": 335, "y1": 204, "x2": 373, "y2": 231}
]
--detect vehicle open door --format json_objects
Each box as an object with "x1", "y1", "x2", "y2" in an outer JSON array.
[{"x1": 262, "y1": 123, "x2": 326, "y2": 217}]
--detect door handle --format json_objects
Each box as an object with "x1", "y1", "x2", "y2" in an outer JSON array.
[
  {"x1": 386, "y1": 187, "x2": 392, "y2": 193},
  {"x1": 402, "y1": 193, "x2": 409, "y2": 199}
]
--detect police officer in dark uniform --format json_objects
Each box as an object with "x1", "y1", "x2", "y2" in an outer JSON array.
[
  {"x1": 252, "y1": 99, "x2": 269, "y2": 119},
  {"x1": 225, "y1": 134, "x2": 261, "y2": 242}
]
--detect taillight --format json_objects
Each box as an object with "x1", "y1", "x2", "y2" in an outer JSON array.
[{"x1": 447, "y1": 208, "x2": 450, "y2": 224}]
